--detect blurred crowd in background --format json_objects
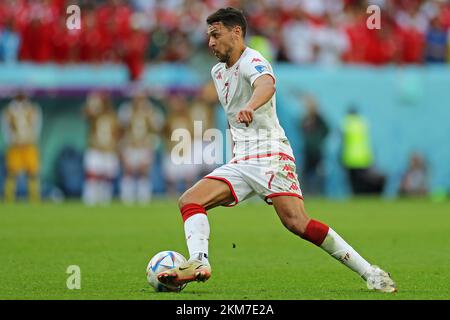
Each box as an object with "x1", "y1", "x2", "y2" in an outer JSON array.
[
  {"x1": 1, "y1": 85, "x2": 224, "y2": 204},
  {"x1": 1, "y1": 88, "x2": 430, "y2": 204},
  {"x1": 0, "y1": 0, "x2": 450, "y2": 80}
]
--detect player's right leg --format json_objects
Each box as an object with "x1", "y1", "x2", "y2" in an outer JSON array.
[
  {"x1": 82, "y1": 149, "x2": 104, "y2": 205},
  {"x1": 157, "y1": 178, "x2": 235, "y2": 287},
  {"x1": 4, "y1": 173, "x2": 17, "y2": 202}
]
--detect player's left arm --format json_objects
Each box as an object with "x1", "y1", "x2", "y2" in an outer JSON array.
[{"x1": 236, "y1": 74, "x2": 275, "y2": 126}]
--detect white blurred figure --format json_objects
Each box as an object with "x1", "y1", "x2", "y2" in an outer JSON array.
[
  {"x1": 83, "y1": 92, "x2": 120, "y2": 206},
  {"x1": 118, "y1": 90, "x2": 164, "y2": 205},
  {"x1": 281, "y1": 9, "x2": 316, "y2": 64},
  {"x1": 314, "y1": 13, "x2": 349, "y2": 65},
  {"x1": 190, "y1": 82, "x2": 219, "y2": 177},
  {"x1": 162, "y1": 94, "x2": 200, "y2": 196}
]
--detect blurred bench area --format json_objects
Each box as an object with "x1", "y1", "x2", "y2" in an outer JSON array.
[{"x1": 0, "y1": 63, "x2": 449, "y2": 202}]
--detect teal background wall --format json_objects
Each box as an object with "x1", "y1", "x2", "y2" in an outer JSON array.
[{"x1": 1, "y1": 63, "x2": 449, "y2": 198}]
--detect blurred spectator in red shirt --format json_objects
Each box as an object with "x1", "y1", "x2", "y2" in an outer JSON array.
[
  {"x1": 1, "y1": 0, "x2": 449, "y2": 71},
  {"x1": 122, "y1": 15, "x2": 150, "y2": 81}
]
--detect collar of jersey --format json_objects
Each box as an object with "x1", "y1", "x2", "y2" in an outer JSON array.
[{"x1": 224, "y1": 46, "x2": 248, "y2": 70}]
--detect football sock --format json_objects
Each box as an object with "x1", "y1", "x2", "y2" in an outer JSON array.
[
  {"x1": 100, "y1": 179, "x2": 113, "y2": 204},
  {"x1": 4, "y1": 175, "x2": 17, "y2": 202},
  {"x1": 137, "y1": 177, "x2": 151, "y2": 203},
  {"x1": 321, "y1": 227, "x2": 372, "y2": 277},
  {"x1": 120, "y1": 175, "x2": 136, "y2": 204},
  {"x1": 28, "y1": 176, "x2": 41, "y2": 203},
  {"x1": 82, "y1": 179, "x2": 97, "y2": 205},
  {"x1": 181, "y1": 203, "x2": 210, "y2": 265},
  {"x1": 302, "y1": 219, "x2": 371, "y2": 277}
]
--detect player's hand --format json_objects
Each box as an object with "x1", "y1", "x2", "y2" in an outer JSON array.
[{"x1": 236, "y1": 107, "x2": 253, "y2": 127}]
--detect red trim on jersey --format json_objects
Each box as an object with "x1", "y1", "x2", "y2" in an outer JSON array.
[
  {"x1": 203, "y1": 176, "x2": 238, "y2": 207},
  {"x1": 231, "y1": 152, "x2": 295, "y2": 164},
  {"x1": 264, "y1": 192, "x2": 304, "y2": 205},
  {"x1": 85, "y1": 172, "x2": 102, "y2": 180},
  {"x1": 85, "y1": 172, "x2": 112, "y2": 181},
  {"x1": 180, "y1": 203, "x2": 207, "y2": 222},
  {"x1": 301, "y1": 219, "x2": 329, "y2": 246}
]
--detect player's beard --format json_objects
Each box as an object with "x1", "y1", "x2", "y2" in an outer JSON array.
[{"x1": 215, "y1": 47, "x2": 233, "y2": 64}]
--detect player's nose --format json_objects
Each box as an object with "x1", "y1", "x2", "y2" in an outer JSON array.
[{"x1": 208, "y1": 38, "x2": 216, "y2": 49}]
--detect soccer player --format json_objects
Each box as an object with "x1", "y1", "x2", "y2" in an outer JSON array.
[
  {"x1": 2, "y1": 92, "x2": 42, "y2": 202},
  {"x1": 82, "y1": 92, "x2": 120, "y2": 205},
  {"x1": 158, "y1": 8, "x2": 397, "y2": 293},
  {"x1": 118, "y1": 90, "x2": 163, "y2": 204},
  {"x1": 162, "y1": 93, "x2": 200, "y2": 196}
]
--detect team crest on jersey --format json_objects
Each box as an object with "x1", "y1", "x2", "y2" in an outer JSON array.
[{"x1": 255, "y1": 65, "x2": 266, "y2": 73}]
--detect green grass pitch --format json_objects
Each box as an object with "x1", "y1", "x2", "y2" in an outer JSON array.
[{"x1": 0, "y1": 198, "x2": 449, "y2": 300}]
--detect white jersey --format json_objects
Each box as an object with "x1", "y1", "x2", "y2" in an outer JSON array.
[{"x1": 211, "y1": 47, "x2": 293, "y2": 161}]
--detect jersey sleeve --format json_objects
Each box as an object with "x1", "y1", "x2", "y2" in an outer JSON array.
[{"x1": 240, "y1": 55, "x2": 275, "y2": 87}]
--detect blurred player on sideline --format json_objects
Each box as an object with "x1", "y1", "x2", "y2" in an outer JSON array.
[
  {"x1": 1, "y1": 92, "x2": 42, "y2": 202},
  {"x1": 162, "y1": 93, "x2": 199, "y2": 196},
  {"x1": 82, "y1": 92, "x2": 120, "y2": 205},
  {"x1": 190, "y1": 81, "x2": 219, "y2": 177},
  {"x1": 118, "y1": 90, "x2": 164, "y2": 204},
  {"x1": 158, "y1": 8, "x2": 397, "y2": 293}
]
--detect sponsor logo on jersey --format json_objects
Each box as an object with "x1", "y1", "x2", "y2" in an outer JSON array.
[{"x1": 255, "y1": 65, "x2": 266, "y2": 73}]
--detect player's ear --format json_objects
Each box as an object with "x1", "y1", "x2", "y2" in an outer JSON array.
[{"x1": 232, "y1": 25, "x2": 242, "y2": 39}]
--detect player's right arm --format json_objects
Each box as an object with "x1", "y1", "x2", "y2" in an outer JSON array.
[
  {"x1": 236, "y1": 53, "x2": 276, "y2": 126},
  {"x1": 236, "y1": 74, "x2": 275, "y2": 126}
]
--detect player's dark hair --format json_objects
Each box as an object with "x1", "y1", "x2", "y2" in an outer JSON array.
[{"x1": 206, "y1": 7, "x2": 247, "y2": 38}]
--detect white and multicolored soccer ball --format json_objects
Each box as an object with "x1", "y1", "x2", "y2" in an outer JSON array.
[{"x1": 146, "y1": 250, "x2": 187, "y2": 292}]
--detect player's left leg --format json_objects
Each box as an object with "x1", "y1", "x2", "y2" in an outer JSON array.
[
  {"x1": 100, "y1": 152, "x2": 119, "y2": 204},
  {"x1": 136, "y1": 174, "x2": 151, "y2": 204},
  {"x1": 120, "y1": 151, "x2": 136, "y2": 205},
  {"x1": 25, "y1": 145, "x2": 41, "y2": 203},
  {"x1": 5, "y1": 146, "x2": 20, "y2": 202},
  {"x1": 271, "y1": 196, "x2": 397, "y2": 292}
]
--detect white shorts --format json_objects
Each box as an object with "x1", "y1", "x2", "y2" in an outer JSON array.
[
  {"x1": 122, "y1": 147, "x2": 153, "y2": 170},
  {"x1": 163, "y1": 154, "x2": 201, "y2": 183},
  {"x1": 84, "y1": 149, "x2": 119, "y2": 179},
  {"x1": 204, "y1": 152, "x2": 303, "y2": 206}
]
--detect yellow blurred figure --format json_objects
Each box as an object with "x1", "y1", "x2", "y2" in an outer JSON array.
[{"x1": 2, "y1": 92, "x2": 42, "y2": 202}]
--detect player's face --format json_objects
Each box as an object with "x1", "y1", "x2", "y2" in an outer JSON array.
[{"x1": 207, "y1": 22, "x2": 237, "y2": 63}]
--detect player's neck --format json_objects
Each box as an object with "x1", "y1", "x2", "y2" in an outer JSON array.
[{"x1": 226, "y1": 45, "x2": 247, "y2": 69}]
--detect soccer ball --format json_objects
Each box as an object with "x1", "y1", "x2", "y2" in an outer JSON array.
[{"x1": 146, "y1": 250, "x2": 187, "y2": 292}]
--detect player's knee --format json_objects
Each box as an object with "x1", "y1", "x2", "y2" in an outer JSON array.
[
  {"x1": 178, "y1": 192, "x2": 194, "y2": 210},
  {"x1": 280, "y1": 212, "x2": 310, "y2": 236}
]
